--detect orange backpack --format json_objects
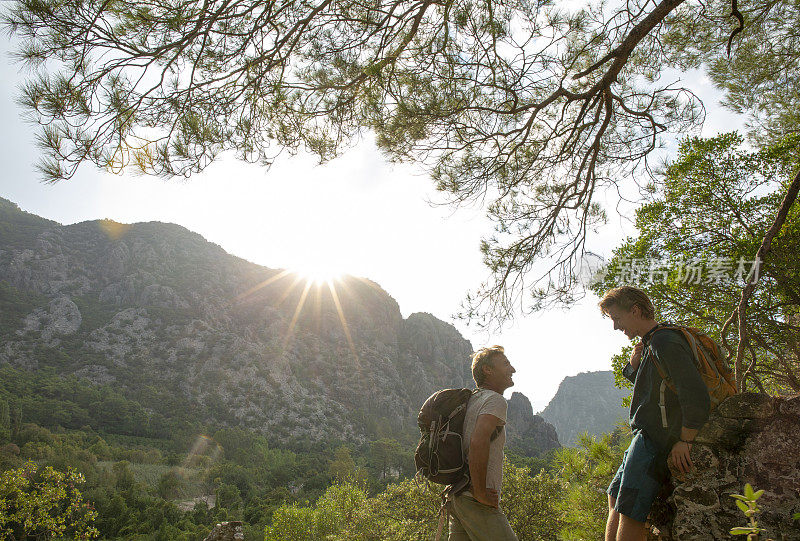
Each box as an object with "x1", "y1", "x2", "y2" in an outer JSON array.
[{"x1": 648, "y1": 325, "x2": 737, "y2": 428}]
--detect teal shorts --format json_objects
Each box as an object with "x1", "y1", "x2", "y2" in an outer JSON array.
[{"x1": 607, "y1": 430, "x2": 668, "y2": 523}]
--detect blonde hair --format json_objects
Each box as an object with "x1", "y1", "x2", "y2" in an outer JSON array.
[
  {"x1": 471, "y1": 346, "x2": 505, "y2": 386},
  {"x1": 599, "y1": 286, "x2": 655, "y2": 320}
]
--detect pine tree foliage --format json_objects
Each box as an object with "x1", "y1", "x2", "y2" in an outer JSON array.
[
  {"x1": 662, "y1": 0, "x2": 800, "y2": 144},
  {"x1": 4, "y1": 0, "x2": 799, "y2": 319}
]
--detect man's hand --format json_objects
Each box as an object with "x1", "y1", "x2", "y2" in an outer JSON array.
[
  {"x1": 630, "y1": 341, "x2": 644, "y2": 369},
  {"x1": 473, "y1": 487, "x2": 499, "y2": 508},
  {"x1": 669, "y1": 441, "x2": 693, "y2": 474}
]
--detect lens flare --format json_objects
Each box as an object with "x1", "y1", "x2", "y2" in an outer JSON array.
[
  {"x1": 98, "y1": 219, "x2": 130, "y2": 240},
  {"x1": 295, "y1": 267, "x2": 343, "y2": 285},
  {"x1": 182, "y1": 434, "x2": 221, "y2": 469},
  {"x1": 236, "y1": 262, "x2": 360, "y2": 366}
]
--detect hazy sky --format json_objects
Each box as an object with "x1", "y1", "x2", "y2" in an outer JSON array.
[{"x1": 0, "y1": 36, "x2": 742, "y2": 412}]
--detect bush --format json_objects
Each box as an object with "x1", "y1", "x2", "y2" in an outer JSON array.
[{"x1": 0, "y1": 461, "x2": 99, "y2": 539}]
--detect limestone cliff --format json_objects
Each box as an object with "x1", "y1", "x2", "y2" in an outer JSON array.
[
  {"x1": 0, "y1": 197, "x2": 568, "y2": 453},
  {"x1": 0, "y1": 198, "x2": 480, "y2": 444},
  {"x1": 505, "y1": 392, "x2": 560, "y2": 456},
  {"x1": 540, "y1": 370, "x2": 629, "y2": 446}
]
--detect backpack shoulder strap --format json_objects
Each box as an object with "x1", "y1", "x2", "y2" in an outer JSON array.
[
  {"x1": 645, "y1": 329, "x2": 677, "y2": 430},
  {"x1": 657, "y1": 325, "x2": 701, "y2": 365},
  {"x1": 645, "y1": 348, "x2": 672, "y2": 430},
  {"x1": 645, "y1": 338, "x2": 676, "y2": 392}
]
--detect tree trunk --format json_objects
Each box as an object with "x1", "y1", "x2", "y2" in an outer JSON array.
[{"x1": 733, "y1": 165, "x2": 800, "y2": 390}]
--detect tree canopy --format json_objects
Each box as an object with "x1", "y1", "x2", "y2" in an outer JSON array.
[
  {"x1": 662, "y1": 0, "x2": 800, "y2": 144},
  {"x1": 4, "y1": 0, "x2": 799, "y2": 320},
  {"x1": 592, "y1": 132, "x2": 800, "y2": 393}
]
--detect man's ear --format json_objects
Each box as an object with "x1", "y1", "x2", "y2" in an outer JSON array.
[{"x1": 631, "y1": 304, "x2": 641, "y2": 318}]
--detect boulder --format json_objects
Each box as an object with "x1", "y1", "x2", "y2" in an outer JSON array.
[
  {"x1": 693, "y1": 416, "x2": 746, "y2": 448},
  {"x1": 203, "y1": 521, "x2": 244, "y2": 541},
  {"x1": 778, "y1": 395, "x2": 800, "y2": 417},
  {"x1": 716, "y1": 392, "x2": 775, "y2": 419},
  {"x1": 651, "y1": 394, "x2": 800, "y2": 540}
]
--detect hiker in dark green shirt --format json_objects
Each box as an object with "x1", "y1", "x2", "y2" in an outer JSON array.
[{"x1": 599, "y1": 286, "x2": 710, "y2": 541}]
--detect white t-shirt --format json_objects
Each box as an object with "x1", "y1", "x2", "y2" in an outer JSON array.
[{"x1": 462, "y1": 388, "x2": 507, "y2": 494}]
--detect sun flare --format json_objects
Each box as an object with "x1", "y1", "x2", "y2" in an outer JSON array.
[{"x1": 293, "y1": 264, "x2": 345, "y2": 285}]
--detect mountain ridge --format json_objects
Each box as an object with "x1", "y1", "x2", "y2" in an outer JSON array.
[
  {"x1": 540, "y1": 370, "x2": 629, "y2": 446},
  {"x1": 0, "y1": 196, "x2": 558, "y2": 454}
]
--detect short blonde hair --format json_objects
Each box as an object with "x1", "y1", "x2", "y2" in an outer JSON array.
[
  {"x1": 599, "y1": 286, "x2": 655, "y2": 320},
  {"x1": 471, "y1": 346, "x2": 505, "y2": 386}
]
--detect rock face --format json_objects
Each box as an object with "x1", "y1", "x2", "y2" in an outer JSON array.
[
  {"x1": 22, "y1": 295, "x2": 82, "y2": 344},
  {"x1": 0, "y1": 197, "x2": 557, "y2": 455},
  {"x1": 0, "y1": 197, "x2": 478, "y2": 445},
  {"x1": 203, "y1": 521, "x2": 243, "y2": 541},
  {"x1": 650, "y1": 393, "x2": 800, "y2": 540},
  {"x1": 540, "y1": 371, "x2": 629, "y2": 446},
  {"x1": 505, "y1": 392, "x2": 560, "y2": 456}
]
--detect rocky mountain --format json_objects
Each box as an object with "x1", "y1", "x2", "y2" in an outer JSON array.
[
  {"x1": 506, "y1": 392, "x2": 560, "y2": 456},
  {"x1": 540, "y1": 371, "x2": 629, "y2": 446},
  {"x1": 0, "y1": 197, "x2": 558, "y2": 454}
]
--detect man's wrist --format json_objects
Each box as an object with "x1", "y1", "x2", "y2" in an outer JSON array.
[{"x1": 472, "y1": 488, "x2": 491, "y2": 504}]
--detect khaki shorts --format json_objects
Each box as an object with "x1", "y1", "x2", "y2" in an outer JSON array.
[{"x1": 447, "y1": 492, "x2": 518, "y2": 541}]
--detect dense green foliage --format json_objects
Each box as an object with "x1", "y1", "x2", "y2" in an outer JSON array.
[
  {"x1": 0, "y1": 461, "x2": 99, "y2": 540},
  {"x1": 0, "y1": 365, "x2": 414, "y2": 540},
  {"x1": 0, "y1": 362, "x2": 634, "y2": 540},
  {"x1": 264, "y1": 430, "x2": 630, "y2": 541},
  {"x1": 593, "y1": 133, "x2": 800, "y2": 395},
  {"x1": 0, "y1": 281, "x2": 48, "y2": 341},
  {"x1": 0, "y1": 200, "x2": 55, "y2": 251},
  {"x1": 0, "y1": 366, "x2": 182, "y2": 439}
]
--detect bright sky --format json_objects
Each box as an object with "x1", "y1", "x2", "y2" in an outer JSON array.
[{"x1": 0, "y1": 37, "x2": 742, "y2": 412}]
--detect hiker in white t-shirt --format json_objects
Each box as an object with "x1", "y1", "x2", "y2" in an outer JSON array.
[{"x1": 447, "y1": 345, "x2": 518, "y2": 541}]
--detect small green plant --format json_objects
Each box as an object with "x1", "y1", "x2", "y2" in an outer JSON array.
[{"x1": 730, "y1": 483, "x2": 768, "y2": 540}]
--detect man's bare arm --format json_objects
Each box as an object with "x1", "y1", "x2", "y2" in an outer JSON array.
[{"x1": 469, "y1": 413, "x2": 503, "y2": 508}]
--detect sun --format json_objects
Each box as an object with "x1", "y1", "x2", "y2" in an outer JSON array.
[{"x1": 293, "y1": 263, "x2": 345, "y2": 285}]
